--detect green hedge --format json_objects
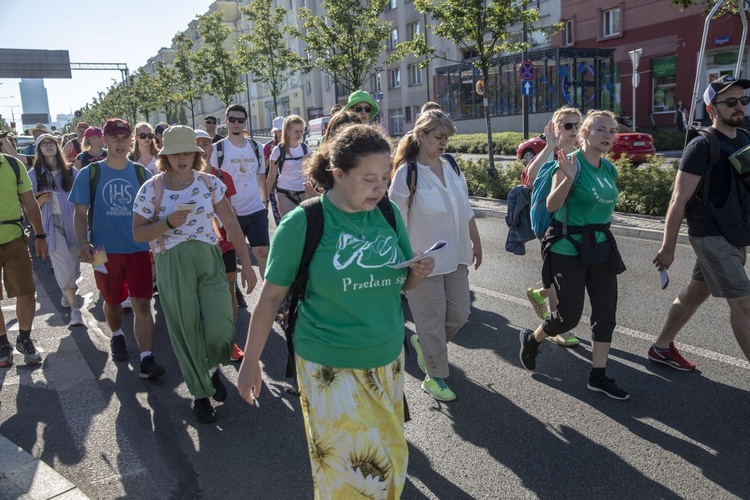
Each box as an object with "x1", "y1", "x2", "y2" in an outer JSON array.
[
  {"x1": 648, "y1": 127, "x2": 687, "y2": 151},
  {"x1": 458, "y1": 156, "x2": 676, "y2": 217},
  {"x1": 448, "y1": 132, "x2": 531, "y2": 155}
]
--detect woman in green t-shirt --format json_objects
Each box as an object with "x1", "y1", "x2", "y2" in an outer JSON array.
[
  {"x1": 519, "y1": 110, "x2": 629, "y2": 401},
  {"x1": 237, "y1": 124, "x2": 434, "y2": 498}
]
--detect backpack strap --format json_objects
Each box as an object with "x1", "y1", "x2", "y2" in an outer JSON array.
[
  {"x1": 151, "y1": 173, "x2": 166, "y2": 254},
  {"x1": 216, "y1": 139, "x2": 225, "y2": 169},
  {"x1": 406, "y1": 160, "x2": 418, "y2": 208},
  {"x1": 441, "y1": 153, "x2": 462, "y2": 176},
  {"x1": 87, "y1": 161, "x2": 101, "y2": 242},
  {"x1": 377, "y1": 195, "x2": 398, "y2": 233},
  {"x1": 2, "y1": 154, "x2": 23, "y2": 185},
  {"x1": 276, "y1": 143, "x2": 287, "y2": 175}
]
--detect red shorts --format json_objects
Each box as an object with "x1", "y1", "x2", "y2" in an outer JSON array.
[{"x1": 94, "y1": 251, "x2": 153, "y2": 305}]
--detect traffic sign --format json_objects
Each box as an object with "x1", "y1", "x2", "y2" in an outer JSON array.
[
  {"x1": 520, "y1": 60, "x2": 535, "y2": 81},
  {"x1": 521, "y1": 81, "x2": 534, "y2": 96}
]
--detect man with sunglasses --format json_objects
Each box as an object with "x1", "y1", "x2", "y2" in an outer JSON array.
[
  {"x1": 204, "y1": 115, "x2": 224, "y2": 144},
  {"x1": 343, "y1": 90, "x2": 380, "y2": 124},
  {"x1": 210, "y1": 104, "x2": 269, "y2": 279},
  {"x1": 652, "y1": 75, "x2": 750, "y2": 369}
]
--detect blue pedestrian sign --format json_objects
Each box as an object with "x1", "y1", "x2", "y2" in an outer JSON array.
[
  {"x1": 520, "y1": 60, "x2": 535, "y2": 81},
  {"x1": 521, "y1": 80, "x2": 534, "y2": 96}
]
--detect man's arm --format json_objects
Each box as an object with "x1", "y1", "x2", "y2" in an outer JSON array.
[
  {"x1": 74, "y1": 203, "x2": 93, "y2": 263},
  {"x1": 18, "y1": 191, "x2": 48, "y2": 260},
  {"x1": 653, "y1": 170, "x2": 702, "y2": 270}
]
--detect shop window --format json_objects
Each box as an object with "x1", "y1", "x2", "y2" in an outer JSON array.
[
  {"x1": 603, "y1": 8, "x2": 620, "y2": 37},
  {"x1": 652, "y1": 55, "x2": 677, "y2": 113}
]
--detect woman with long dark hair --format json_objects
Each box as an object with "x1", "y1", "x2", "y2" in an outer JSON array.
[{"x1": 29, "y1": 134, "x2": 83, "y2": 326}]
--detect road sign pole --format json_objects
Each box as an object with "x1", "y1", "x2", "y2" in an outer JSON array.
[{"x1": 629, "y1": 48, "x2": 642, "y2": 131}]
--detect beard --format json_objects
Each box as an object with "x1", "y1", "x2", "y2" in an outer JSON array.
[{"x1": 719, "y1": 111, "x2": 745, "y2": 128}]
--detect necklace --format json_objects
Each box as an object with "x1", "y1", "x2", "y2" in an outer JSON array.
[
  {"x1": 168, "y1": 174, "x2": 193, "y2": 186},
  {"x1": 331, "y1": 200, "x2": 368, "y2": 240}
]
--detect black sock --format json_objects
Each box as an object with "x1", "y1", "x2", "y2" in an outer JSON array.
[
  {"x1": 18, "y1": 329, "x2": 31, "y2": 342},
  {"x1": 0, "y1": 334, "x2": 9, "y2": 346},
  {"x1": 590, "y1": 367, "x2": 606, "y2": 382}
]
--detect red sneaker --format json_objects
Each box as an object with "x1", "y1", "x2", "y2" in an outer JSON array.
[
  {"x1": 648, "y1": 342, "x2": 696, "y2": 371},
  {"x1": 230, "y1": 343, "x2": 244, "y2": 362}
]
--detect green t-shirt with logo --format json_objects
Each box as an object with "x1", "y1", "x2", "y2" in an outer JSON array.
[
  {"x1": 265, "y1": 194, "x2": 414, "y2": 369},
  {"x1": 0, "y1": 156, "x2": 32, "y2": 244},
  {"x1": 551, "y1": 150, "x2": 619, "y2": 256}
]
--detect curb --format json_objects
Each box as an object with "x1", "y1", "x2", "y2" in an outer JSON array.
[{"x1": 0, "y1": 434, "x2": 90, "y2": 499}]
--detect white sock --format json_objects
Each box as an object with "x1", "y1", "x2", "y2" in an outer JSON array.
[
  {"x1": 139, "y1": 351, "x2": 152, "y2": 362},
  {"x1": 112, "y1": 329, "x2": 124, "y2": 337}
]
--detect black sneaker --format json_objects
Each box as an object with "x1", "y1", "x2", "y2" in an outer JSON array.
[
  {"x1": 211, "y1": 368, "x2": 227, "y2": 402},
  {"x1": 235, "y1": 286, "x2": 247, "y2": 308},
  {"x1": 110, "y1": 335, "x2": 129, "y2": 362},
  {"x1": 0, "y1": 343, "x2": 13, "y2": 368},
  {"x1": 139, "y1": 355, "x2": 166, "y2": 380},
  {"x1": 519, "y1": 328, "x2": 540, "y2": 371},
  {"x1": 193, "y1": 397, "x2": 216, "y2": 423},
  {"x1": 587, "y1": 376, "x2": 630, "y2": 400},
  {"x1": 15, "y1": 338, "x2": 42, "y2": 365}
]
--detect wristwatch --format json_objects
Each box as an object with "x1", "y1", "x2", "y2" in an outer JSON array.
[{"x1": 35, "y1": 233, "x2": 47, "y2": 239}]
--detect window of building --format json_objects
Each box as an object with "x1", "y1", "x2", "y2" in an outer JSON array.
[
  {"x1": 408, "y1": 64, "x2": 423, "y2": 86},
  {"x1": 405, "y1": 105, "x2": 412, "y2": 123},
  {"x1": 564, "y1": 19, "x2": 573, "y2": 46},
  {"x1": 390, "y1": 68, "x2": 401, "y2": 89},
  {"x1": 375, "y1": 73, "x2": 382, "y2": 92},
  {"x1": 385, "y1": 0, "x2": 397, "y2": 11},
  {"x1": 389, "y1": 108, "x2": 404, "y2": 135},
  {"x1": 389, "y1": 28, "x2": 399, "y2": 50},
  {"x1": 407, "y1": 20, "x2": 421, "y2": 41},
  {"x1": 306, "y1": 81, "x2": 312, "y2": 94},
  {"x1": 603, "y1": 7, "x2": 620, "y2": 37},
  {"x1": 652, "y1": 55, "x2": 677, "y2": 113}
]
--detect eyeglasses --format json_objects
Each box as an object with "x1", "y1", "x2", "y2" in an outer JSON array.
[
  {"x1": 354, "y1": 106, "x2": 372, "y2": 114},
  {"x1": 227, "y1": 117, "x2": 246, "y2": 124},
  {"x1": 562, "y1": 122, "x2": 581, "y2": 131},
  {"x1": 138, "y1": 133, "x2": 154, "y2": 139},
  {"x1": 715, "y1": 96, "x2": 750, "y2": 108},
  {"x1": 204, "y1": 120, "x2": 217, "y2": 125},
  {"x1": 39, "y1": 141, "x2": 57, "y2": 148}
]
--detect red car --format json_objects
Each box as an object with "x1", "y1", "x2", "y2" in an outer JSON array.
[{"x1": 516, "y1": 124, "x2": 655, "y2": 165}]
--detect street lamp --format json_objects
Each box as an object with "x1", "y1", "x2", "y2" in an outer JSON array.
[{"x1": 629, "y1": 48, "x2": 642, "y2": 130}]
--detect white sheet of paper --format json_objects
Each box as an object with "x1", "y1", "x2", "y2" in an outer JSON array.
[
  {"x1": 175, "y1": 202, "x2": 197, "y2": 212},
  {"x1": 390, "y1": 240, "x2": 447, "y2": 269}
]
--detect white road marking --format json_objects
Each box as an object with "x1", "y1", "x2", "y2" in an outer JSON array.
[{"x1": 472, "y1": 285, "x2": 750, "y2": 371}]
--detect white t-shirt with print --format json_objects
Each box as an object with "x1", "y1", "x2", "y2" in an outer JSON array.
[
  {"x1": 269, "y1": 143, "x2": 310, "y2": 191},
  {"x1": 133, "y1": 171, "x2": 226, "y2": 253},
  {"x1": 209, "y1": 138, "x2": 265, "y2": 216}
]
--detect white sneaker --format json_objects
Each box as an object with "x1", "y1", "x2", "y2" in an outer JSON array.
[
  {"x1": 69, "y1": 309, "x2": 84, "y2": 327},
  {"x1": 121, "y1": 297, "x2": 132, "y2": 309},
  {"x1": 61, "y1": 295, "x2": 70, "y2": 308}
]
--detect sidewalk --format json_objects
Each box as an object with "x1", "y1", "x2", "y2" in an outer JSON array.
[
  {"x1": 470, "y1": 196, "x2": 688, "y2": 245},
  {"x1": 0, "y1": 435, "x2": 89, "y2": 499}
]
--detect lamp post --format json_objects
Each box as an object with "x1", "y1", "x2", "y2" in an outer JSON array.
[{"x1": 629, "y1": 48, "x2": 642, "y2": 130}]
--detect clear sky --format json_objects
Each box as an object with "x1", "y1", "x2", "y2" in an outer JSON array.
[{"x1": 0, "y1": 0, "x2": 215, "y2": 127}]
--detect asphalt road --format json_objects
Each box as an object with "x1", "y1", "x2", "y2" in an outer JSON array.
[{"x1": 1, "y1": 215, "x2": 749, "y2": 499}]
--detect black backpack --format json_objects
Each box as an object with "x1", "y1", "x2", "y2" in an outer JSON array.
[
  {"x1": 405, "y1": 153, "x2": 461, "y2": 208},
  {"x1": 215, "y1": 138, "x2": 261, "y2": 170},
  {"x1": 689, "y1": 126, "x2": 750, "y2": 246},
  {"x1": 276, "y1": 142, "x2": 310, "y2": 175}
]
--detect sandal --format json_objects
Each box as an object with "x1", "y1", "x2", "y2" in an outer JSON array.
[
  {"x1": 548, "y1": 334, "x2": 579, "y2": 348},
  {"x1": 526, "y1": 288, "x2": 550, "y2": 320}
]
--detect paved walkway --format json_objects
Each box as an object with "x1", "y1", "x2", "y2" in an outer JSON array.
[{"x1": 0, "y1": 196, "x2": 685, "y2": 499}]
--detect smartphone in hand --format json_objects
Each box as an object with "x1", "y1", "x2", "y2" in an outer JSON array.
[{"x1": 660, "y1": 270, "x2": 669, "y2": 290}]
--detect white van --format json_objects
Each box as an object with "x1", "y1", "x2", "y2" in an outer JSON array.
[{"x1": 306, "y1": 117, "x2": 330, "y2": 147}]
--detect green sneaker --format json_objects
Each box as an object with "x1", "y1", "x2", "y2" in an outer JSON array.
[
  {"x1": 411, "y1": 335, "x2": 426, "y2": 374},
  {"x1": 421, "y1": 377, "x2": 456, "y2": 402},
  {"x1": 526, "y1": 288, "x2": 550, "y2": 320}
]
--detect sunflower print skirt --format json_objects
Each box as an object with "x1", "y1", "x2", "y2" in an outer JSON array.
[{"x1": 296, "y1": 350, "x2": 407, "y2": 500}]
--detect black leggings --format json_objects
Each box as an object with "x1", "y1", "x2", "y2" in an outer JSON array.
[{"x1": 542, "y1": 251, "x2": 618, "y2": 343}]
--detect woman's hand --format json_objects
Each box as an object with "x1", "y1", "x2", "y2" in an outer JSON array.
[
  {"x1": 237, "y1": 358, "x2": 263, "y2": 406},
  {"x1": 240, "y1": 264, "x2": 258, "y2": 293},
  {"x1": 167, "y1": 210, "x2": 190, "y2": 228},
  {"x1": 557, "y1": 148, "x2": 578, "y2": 180},
  {"x1": 408, "y1": 254, "x2": 434, "y2": 279},
  {"x1": 545, "y1": 121, "x2": 560, "y2": 150},
  {"x1": 35, "y1": 192, "x2": 51, "y2": 206},
  {"x1": 303, "y1": 181, "x2": 323, "y2": 198}
]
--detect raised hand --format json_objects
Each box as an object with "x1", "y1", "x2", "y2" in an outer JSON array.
[
  {"x1": 557, "y1": 148, "x2": 578, "y2": 180},
  {"x1": 545, "y1": 121, "x2": 560, "y2": 150}
]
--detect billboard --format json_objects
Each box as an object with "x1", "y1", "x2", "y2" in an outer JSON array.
[
  {"x1": 21, "y1": 113, "x2": 51, "y2": 125},
  {"x1": 0, "y1": 49, "x2": 72, "y2": 79}
]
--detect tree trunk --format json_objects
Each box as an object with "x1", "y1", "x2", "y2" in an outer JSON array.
[
  {"x1": 190, "y1": 105, "x2": 196, "y2": 129},
  {"x1": 483, "y1": 66, "x2": 496, "y2": 175},
  {"x1": 273, "y1": 96, "x2": 279, "y2": 118}
]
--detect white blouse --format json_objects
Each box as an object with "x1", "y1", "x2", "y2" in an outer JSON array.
[{"x1": 389, "y1": 157, "x2": 475, "y2": 276}]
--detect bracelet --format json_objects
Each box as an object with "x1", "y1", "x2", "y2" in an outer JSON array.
[
  {"x1": 262, "y1": 199, "x2": 269, "y2": 203},
  {"x1": 35, "y1": 233, "x2": 47, "y2": 240},
  {"x1": 79, "y1": 239, "x2": 89, "y2": 246},
  {"x1": 164, "y1": 217, "x2": 175, "y2": 230}
]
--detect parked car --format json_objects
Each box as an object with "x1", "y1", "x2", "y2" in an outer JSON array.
[
  {"x1": 516, "y1": 124, "x2": 655, "y2": 165},
  {"x1": 306, "y1": 116, "x2": 329, "y2": 147}
]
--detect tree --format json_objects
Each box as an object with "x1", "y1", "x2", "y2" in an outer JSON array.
[
  {"x1": 174, "y1": 33, "x2": 208, "y2": 128},
  {"x1": 196, "y1": 12, "x2": 246, "y2": 109},
  {"x1": 154, "y1": 62, "x2": 181, "y2": 123},
  {"x1": 237, "y1": 0, "x2": 307, "y2": 118},
  {"x1": 290, "y1": 0, "x2": 430, "y2": 95},
  {"x1": 671, "y1": 0, "x2": 743, "y2": 15},
  {"x1": 415, "y1": 0, "x2": 546, "y2": 172},
  {"x1": 132, "y1": 69, "x2": 158, "y2": 124}
]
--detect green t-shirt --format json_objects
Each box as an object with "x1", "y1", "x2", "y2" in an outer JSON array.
[
  {"x1": 551, "y1": 150, "x2": 619, "y2": 256},
  {"x1": 0, "y1": 156, "x2": 32, "y2": 244},
  {"x1": 265, "y1": 194, "x2": 414, "y2": 369}
]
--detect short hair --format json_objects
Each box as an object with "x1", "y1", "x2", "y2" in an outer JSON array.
[
  {"x1": 154, "y1": 122, "x2": 169, "y2": 135},
  {"x1": 225, "y1": 104, "x2": 247, "y2": 118},
  {"x1": 204, "y1": 115, "x2": 217, "y2": 122}
]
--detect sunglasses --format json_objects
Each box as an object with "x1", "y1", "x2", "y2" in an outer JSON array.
[
  {"x1": 204, "y1": 120, "x2": 217, "y2": 125},
  {"x1": 562, "y1": 122, "x2": 581, "y2": 131},
  {"x1": 227, "y1": 117, "x2": 246, "y2": 124},
  {"x1": 138, "y1": 133, "x2": 154, "y2": 139},
  {"x1": 354, "y1": 106, "x2": 372, "y2": 114},
  {"x1": 715, "y1": 96, "x2": 750, "y2": 108}
]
